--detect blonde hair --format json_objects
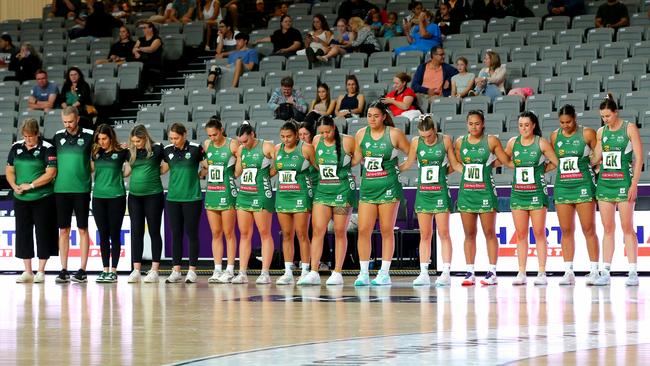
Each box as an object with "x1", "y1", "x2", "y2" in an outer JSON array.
[
  {"x1": 348, "y1": 17, "x2": 366, "y2": 30},
  {"x1": 19, "y1": 118, "x2": 40, "y2": 136}
]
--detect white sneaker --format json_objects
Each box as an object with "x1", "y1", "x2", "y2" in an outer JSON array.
[
  {"x1": 325, "y1": 271, "x2": 344, "y2": 286},
  {"x1": 626, "y1": 272, "x2": 639, "y2": 286},
  {"x1": 208, "y1": 270, "x2": 223, "y2": 283},
  {"x1": 593, "y1": 271, "x2": 611, "y2": 286},
  {"x1": 16, "y1": 272, "x2": 34, "y2": 283},
  {"x1": 276, "y1": 272, "x2": 294, "y2": 285},
  {"x1": 127, "y1": 269, "x2": 141, "y2": 283},
  {"x1": 231, "y1": 272, "x2": 249, "y2": 284},
  {"x1": 297, "y1": 271, "x2": 321, "y2": 286},
  {"x1": 217, "y1": 271, "x2": 235, "y2": 283},
  {"x1": 413, "y1": 272, "x2": 431, "y2": 286},
  {"x1": 559, "y1": 271, "x2": 575, "y2": 286},
  {"x1": 165, "y1": 270, "x2": 183, "y2": 283},
  {"x1": 512, "y1": 272, "x2": 527, "y2": 286},
  {"x1": 33, "y1": 272, "x2": 45, "y2": 283},
  {"x1": 371, "y1": 271, "x2": 392, "y2": 286},
  {"x1": 533, "y1": 272, "x2": 548, "y2": 286},
  {"x1": 435, "y1": 272, "x2": 451, "y2": 287},
  {"x1": 354, "y1": 272, "x2": 370, "y2": 286},
  {"x1": 143, "y1": 270, "x2": 159, "y2": 283},
  {"x1": 480, "y1": 271, "x2": 498, "y2": 286},
  {"x1": 185, "y1": 270, "x2": 198, "y2": 283},
  {"x1": 298, "y1": 271, "x2": 309, "y2": 283},
  {"x1": 585, "y1": 271, "x2": 599, "y2": 286},
  {"x1": 256, "y1": 272, "x2": 271, "y2": 284}
]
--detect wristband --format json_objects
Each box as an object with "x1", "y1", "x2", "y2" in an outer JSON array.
[{"x1": 30, "y1": 183, "x2": 35, "y2": 190}]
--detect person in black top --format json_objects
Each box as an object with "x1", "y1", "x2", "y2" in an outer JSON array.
[
  {"x1": 48, "y1": 0, "x2": 82, "y2": 19},
  {"x1": 337, "y1": 0, "x2": 379, "y2": 21},
  {"x1": 252, "y1": 15, "x2": 303, "y2": 57},
  {"x1": 0, "y1": 34, "x2": 18, "y2": 69},
  {"x1": 69, "y1": 1, "x2": 123, "y2": 39},
  {"x1": 96, "y1": 26, "x2": 136, "y2": 65},
  {"x1": 595, "y1": 0, "x2": 629, "y2": 28},
  {"x1": 59, "y1": 67, "x2": 93, "y2": 118},
  {"x1": 251, "y1": 0, "x2": 269, "y2": 30},
  {"x1": 546, "y1": 0, "x2": 585, "y2": 18},
  {"x1": 8, "y1": 43, "x2": 42, "y2": 83},
  {"x1": 133, "y1": 21, "x2": 163, "y2": 92}
]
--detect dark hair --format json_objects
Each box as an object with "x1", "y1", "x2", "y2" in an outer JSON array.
[
  {"x1": 64, "y1": 66, "x2": 85, "y2": 84},
  {"x1": 430, "y1": 45, "x2": 444, "y2": 58},
  {"x1": 35, "y1": 69, "x2": 47, "y2": 77},
  {"x1": 367, "y1": 101, "x2": 395, "y2": 127},
  {"x1": 599, "y1": 93, "x2": 618, "y2": 112},
  {"x1": 316, "y1": 115, "x2": 342, "y2": 164},
  {"x1": 518, "y1": 110, "x2": 542, "y2": 137},
  {"x1": 312, "y1": 13, "x2": 331, "y2": 31},
  {"x1": 205, "y1": 115, "x2": 225, "y2": 136},
  {"x1": 0, "y1": 34, "x2": 13, "y2": 45},
  {"x1": 408, "y1": 1, "x2": 423, "y2": 11},
  {"x1": 280, "y1": 120, "x2": 299, "y2": 134},
  {"x1": 466, "y1": 109, "x2": 485, "y2": 122},
  {"x1": 298, "y1": 121, "x2": 314, "y2": 140},
  {"x1": 280, "y1": 14, "x2": 292, "y2": 25},
  {"x1": 234, "y1": 32, "x2": 249, "y2": 42},
  {"x1": 417, "y1": 114, "x2": 437, "y2": 132},
  {"x1": 345, "y1": 75, "x2": 359, "y2": 95},
  {"x1": 236, "y1": 121, "x2": 256, "y2": 137},
  {"x1": 168, "y1": 122, "x2": 187, "y2": 136},
  {"x1": 140, "y1": 21, "x2": 158, "y2": 37},
  {"x1": 314, "y1": 82, "x2": 331, "y2": 108},
  {"x1": 280, "y1": 76, "x2": 294, "y2": 87},
  {"x1": 393, "y1": 72, "x2": 411, "y2": 96},
  {"x1": 92, "y1": 123, "x2": 122, "y2": 158},
  {"x1": 557, "y1": 104, "x2": 576, "y2": 119}
]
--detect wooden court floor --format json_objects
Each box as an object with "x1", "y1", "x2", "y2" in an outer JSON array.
[{"x1": 1, "y1": 274, "x2": 649, "y2": 365}]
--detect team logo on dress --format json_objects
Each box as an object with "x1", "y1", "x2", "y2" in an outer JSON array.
[
  {"x1": 291, "y1": 155, "x2": 299, "y2": 160},
  {"x1": 365, "y1": 142, "x2": 371, "y2": 148},
  {"x1": 366, "y1": 151, "x2": 372, "y2": 157},
  {"x1": 419, "y1": 150, "x2": 425, "y2": 157},
  {"x1": 221, "y1": 153, "x2": 227, "y2": 158},
  {"x1": 265, "y1": 189, "x2": 272, "y2": 198},
  {"x1": 464, "y1": 157, "x2": 470, "y2": 163},
  {"x1": 559, "y1": 149, "x2": 565, "y2": 156},
  {"x1": 514, "y1": 159, "x2": 521, "y2": 165},
  {"x1": 603, "y1": 136, "x2": 608, "y2": 143},
  {"x1": 572, "y1": 140, "x2": 580, "y2": 146},
  {"x1": 184, "y1": 152, "x2": 191, "y2": 159},
  {"x1": 557, "y1": 141, "x2": 563, "y2": 147},
  {"x1": 434, "y1": 150, "x2": 442, "y2": 157},
  {"x1": 462, "y1": 148, "x2": 468, "y2": 155},
  {"x1": 422, "y1": 159, "x2": 428, "y2": 164},
  {"x1": 33, "y1": 150, "x2": 40, "y2": 156},
  {"x1": 604, "y1": 145, "x2": 610, "y2": 151},
  {"x1": 16, "y1": 149, "x2": 22, "y2": 155},
  {"x1": 477, "y1": 148, "x2": 485, "y2": 154},
  {"x1": 617, "y1": 136, "x2": 624, "y2": 142},
  {"x1": 242, "y1": 163, "x2": 247, "y2": 168},
  {"x1": 207, "y1": 152, "x2": 213, "y2": 158},
  {"x1": 59, "y1": 138, "x2": 66, "y2": 146},
  {"x1": 318, "y1": 158, "x2": 324, "y2": 164},
  {"x1": 231, "y1": 188, "x2": 238, "y2": 197},
  {"x1": 318, "y1": 149, "x2": 323, "y2": 155},
  {"x1": 277, "y1": 154, "x2": 282, "y2": 160},
  {"x1": 277, "y1": 163, "x2": 283, "y2": 169},
  {"x1": 514, "y1": 151, "x2": 520, "y2": 157},
  {"x1": 168, "y1": 153, "x2": 174, "y2": 160},
  {"x1": 77, "y1": 139, "x2": 84, "y2": 146},
  {"x1": 111, "y1": 153, "x2": 118, "y2": 160}
]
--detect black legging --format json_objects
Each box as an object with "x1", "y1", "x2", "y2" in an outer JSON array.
[
  {"x1": 14, "y1": 195, "x2": 58, "y2": 260},
  {"x1": 128, "y1": 193, "x2": 164, "y2": 263},
  {"x1": 93, "y1": 196, "x2": 127, "y2": 268},
  {"x1": 166, "y1": 200, "x2": 202, "y2": 267}
]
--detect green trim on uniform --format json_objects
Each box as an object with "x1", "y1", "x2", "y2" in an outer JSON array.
[
  {"x1": 7, "y1": 139, "x2": 57, "y2": 201},
  {"x1": 509, "y1": 135, "x2": 548, "y2": 210},
  {"x1": 275, "y1": 141, "x2": 313, "y2": 213},
  {"x1": 205, "y1": 138, "x2": 237, "y2": 210},
  {"x1": 53, "y1": 128, "x2": 93, "y2": 193},
  {"x1": 129, "y1": 143, "x2": 164, "y2": 196},
  {"x1": 596, "y1": 122, "x2": 634, "y2": 203},
  {"x1": 359, "y1": 127, "x2": 403, "y2": 204},
  {"x1": 457, "y1": 134, "x2": 497, "y2": 213},
  {"x1": 92, "y1": 149, "x2": 129, "y2": 199},
  {"x1": 163, "y1": 141, "x2": 203, "y2": 202},
  {"x1": 313, "y1": 137, "x2": 357, "y2": 208},
  {"x1": 553, "y1": 126, "x2": 596, "y2": 205},
  {"x1": 415, "y1": 134, "x2": 451, "y2": 214},
  {"x1": 236, "y1": 139, "x2": 275, "y2": 212}
]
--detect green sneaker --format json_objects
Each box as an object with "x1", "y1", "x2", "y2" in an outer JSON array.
[
  {"x1": 106, "y1": 272, "x2": 118, "y2": 283},
  {"x1": 96, "y1": 272, "x2": 108, "y2": 283},
  {"x1": 371, "y1": 271, "x2": 392, "y2": 286},
  {"x1": 354, "y1": 272, "x2": 370, "y2": 286}
]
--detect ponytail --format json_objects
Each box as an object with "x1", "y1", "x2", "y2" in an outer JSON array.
[{"x1": 316, "y1": 115, "x2": 342, "y2": 164}]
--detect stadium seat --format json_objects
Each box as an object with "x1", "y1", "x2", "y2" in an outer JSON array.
[
  {"x1": 555, "y1": 93, "x2": 588, "y2": 111},
  {"x1": 525, "y1": 94, "x2": 555, "y2": 114},
  {"x1": 93, "y1": 77, "x2": 119, "y2": 106},
  {"x1": 541, "y1": 76, "x2": 571, "y2": 95}
]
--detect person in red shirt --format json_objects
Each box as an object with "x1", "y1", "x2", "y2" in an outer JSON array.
[{"x1": 380, "y1": 72, "x2": 422, "y2": 122}]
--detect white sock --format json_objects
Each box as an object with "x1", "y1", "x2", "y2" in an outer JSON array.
[
  {"x1": 214, "y1": 264, "x2": 222, "y2": 272},
  {"x1": 629, "y1": 263, "x2": 637, "y2": 274},
  {"x1": 380, "y1": 260, "x2": 391, "y2": 273},
  {"x1": 603, "y1": 263, "x2": 611, "y2": 273},
  {"x1": 301, "y1": 263, "x2": 310, "y2": 273},
  {"x1": 420, "y1": 262, "x2": 429, "y2": 273},
  {"x1": 489, "y1": 264, "x2": 497, "y2": 274},
  {"x1": 226, "y1": 264, "x2": 235, "y2": 273},
  {"x1": 590, "y1": 262, "x2": 598, "y2": 272},
  {"x1": 284, "y1": 262, "x2": 293, "y2": 275},
  {"x1": 261, "y1": 270, "x2": 270, "y2": 276},
  {"x1": 467, "y1": 264, "x2": 475, "y2": 274},
  {"x1": 564, "y1": 262, "x2": 573, "y2": 272},
  {"x1": 360, "y1": 261, "x2": 369, "y2": 273},
  {"x1": 442, "y1": 263, "x2": 451, "y2": 274}
]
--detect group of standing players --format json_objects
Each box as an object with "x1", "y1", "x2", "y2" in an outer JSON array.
[{"x1": 6, "y1": 94, "x2": 644, "y2": 286}]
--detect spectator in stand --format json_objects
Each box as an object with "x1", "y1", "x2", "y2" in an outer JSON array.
[
  {"x1": 214, "y1": 19, "x2": 239, "y2": 58},
  {"x1": 317, "y1": 18, "x2": 353, "y2": 62},
  {"x1": 222, "y1": 0, "x2": 240, "y2": 29},
  {"x1": 28, "y1": 70, "x2": 59, "y2": 113},
  {"x1": 335, "y1": 75, "x2": 365, "y2": 118},
  {"x1": 169, "y1": 0, "x2": 197, "y2": 23},
  {"x1": 405, "y1": 1, "x2": 425, "y2": 27},
  {"x1": 369, "y1": 12, "x2": 383, "y2": 36},
  {"x1": 133, "y1": 21, "x2": 163, "y2": 93},
  {"x1": 396, "y1": 10, "x2": 442, "y2": 54},
  {"x1": 96, "y1": 26, "x2": 135, "y2": 65},
  {"x1": 304, "y1": 83, "x2": 336, "y2": 125},
  {"x1": 487, "y1": 0, "x2": 534, "y2": 19},
  {"x1": 9, "y1": 43, "x2": 42, "y2": 83},
  {"x1": 412, "y1": 46, "x2": 458, "y2": 100},
  {"x1": 251, "y1": 0, "x2": 269, "y2": 30},
  {"x1": 59, "y1": 67, "x2": 94, "y2": 118},
  {"x1": 381, "y1": 72, "x2": 422, "y2": 121},
  {"x1": 149, "y1": 0, "x2": 176, "y2": 24},
  {"x1": 207, "y1": 32, "x2": 257, "y2": 88},
  {"x1": 199, "y1": 0, "x2": 222, "y2": 51},
  {"x1": 450, "y1": 56, "x2": 475, "y2": 98},
  {"x1": 253, "y1": 15, "x2": 303, "y2": 57},
  {"x1": 0, "y1": 35, "x2": 18, "y2": 70},
  {"x1": 448, "y1": 0, "x2": 472, "y2": 21},
  {"x1": 472, "y1": 50, "x2": 506, "y2": 102},
  {"x1": 546, "y1": 0, "x2": 585, "y2": 18},
  {"x1": 337, "y1": 0, "x2": 379, "y2": 21},
  {"x1": 110, "y1": 0, "x2": 134, "y2": 22},
  {"x1": 595, "y1": 0, "x2": 629, "y2": 28},
  {"x1": 436, "y1": 2, "x2": 460, "y2": 35},
  {"x1": 69, "y1": 1, "x2": 123, "y2": 39},
  {"x1": 271, "y1": 1, "x2": 290, "y2": 17},
  {"x1": 344, "y1": 16, "x2": 381, "y2": 55},
  {"x1": 268, "y1": 76, "x2": 309, "y2": 121},
  {"x1": 380, "y1": 12, "x2": 404, "y2": 39},
  {"x1": 302, "y1": 14, "x2": 333, "y2": 66},
  {"x1": 49, "y1": 0, "x2": 82, "y2": 19}
]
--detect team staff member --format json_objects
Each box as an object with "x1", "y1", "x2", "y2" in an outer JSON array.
[
  {"x1": 504, "y1": 111, "x2": 559, "y2": 286},
  {"x1": 273, "y1": 121, "x2": 316, "y2": 285},
  {"x1": 54, "y1": 106, "x2": 94, "y2": 283},
  {"x1": 91, "y1": 124, "x2": 130, "y2": 283},
  {"x1": 455, "y1": 110, "x2": 511, "y2": 286},
  {"x1": 399, "y1": 114, "x2": 460, "y2": 287},
  {"x1": 591, "y1": 95, "x2": 643, "y2": 286},
  {"x1": 127, "y1": 125, "x2": 167, "y2": 283},
  {"x1": 233, "y1": 122, "x2": 276, "y2": 284},
  {"x1": 163, "y1": 123, "x2": 206, "y2": 284},
  {"x1": 298, "y1": 116, "x2": 357, "y2": 286},
  {"x1": 550, "y1": 105, "x2": 600, "y2": 286},
  {"x1": 202, "y1": 117, "x2": 239, "y2": 284},
  {"x1": 352, "y1": 101, "x2": 410, "y2": 286},
  {"x1": 7, "y1": 119, "x2": 58, "y2": 283}
]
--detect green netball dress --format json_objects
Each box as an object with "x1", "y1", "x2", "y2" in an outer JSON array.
[
  {"x1": 313, "y1": 137, "x2": 357, "y2": 208},
  {"x1": 275, "y1": 141, "x2": 313, "y2": 213},
  {"x1": 236, "y1": 140, "x2": 274, "y2": 212},
  {"x1": 457, "y1": 135, "x2": 497, "y2": 213},
  {"x1": 596, "y1": 122, "x2": 633, "y2": 202},
  {"x1": 205, "y1": 138, "x2": 237, "y2": 210},
  {"x1": 308, "y1": 166, "x2": 319, "y2": 190},
  {"x1": 415, "y1": 134, "x2": 451, "y2": 213},
  {"x1": 92, "y1": 149, "x2": 129, "y2": 199},
  {"x1": 359, "y1": 127, "x2": 403, "y2": 204},
  {"x1": 553, "y1": 126, "x2": 596, "y2": 204},
  {"x1": 510, "y1": 136, "x2": 548, "y2": 210}
]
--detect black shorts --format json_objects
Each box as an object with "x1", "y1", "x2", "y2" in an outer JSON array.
[{"x1": 56, "y1": 192, "x2": 91, "y2": 229}]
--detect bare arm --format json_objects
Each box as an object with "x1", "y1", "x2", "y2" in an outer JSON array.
[
  {"x1": 590, "y1": 127, "x2": 604, "y2": 166},
  {"x1": 303, "y1": 142, "x2": 316, "y2": 168},
  {"x1": 234, "y1": 145, "x2": 243, "y2": 177},
  {"x1": 343, "y1": 135, "x2": 357, "y2": 166},
  {"x1": 138, "y1": 39, "x2": 162, "y2": 53},
  {"x1": 123, "y1": 161, "x2": 132, "y2": 178},
  {"x1": 445, "y1": 135, "x2": 463, "y2": 174},
  {"x1": 270, "y1": 144, "x2": 280, "y2": 177},
  {"x1": 351, "y1": 128, "x2": 365, "y2": 166},
  {"x1": 454, "y1": 137, "x2": 463, "y2": 173},
  {"x1": 350, "y1": 94, "x2": 365, "y2": 115},
  {"x1": 398, "y1": 136, "x2": 418, "y2": 171},
  {"x1": 489, "y1": 135, "x2": 512, "y2": 168},
  {"x1": 539, "y1": 137, "x2": 559, "y2": 172},
  {"x1": 627, "y1": 122, "x2": 644, "y2": 202},
  {"x1": 390, "y1": 127, "x2": 411, "y2": 155},
  {"x1": 326, "y1": 100, "x2": 336, "y2": 116},
  {"x1": 160, "y1": 161, "x2": 170, "y2": 175}
]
